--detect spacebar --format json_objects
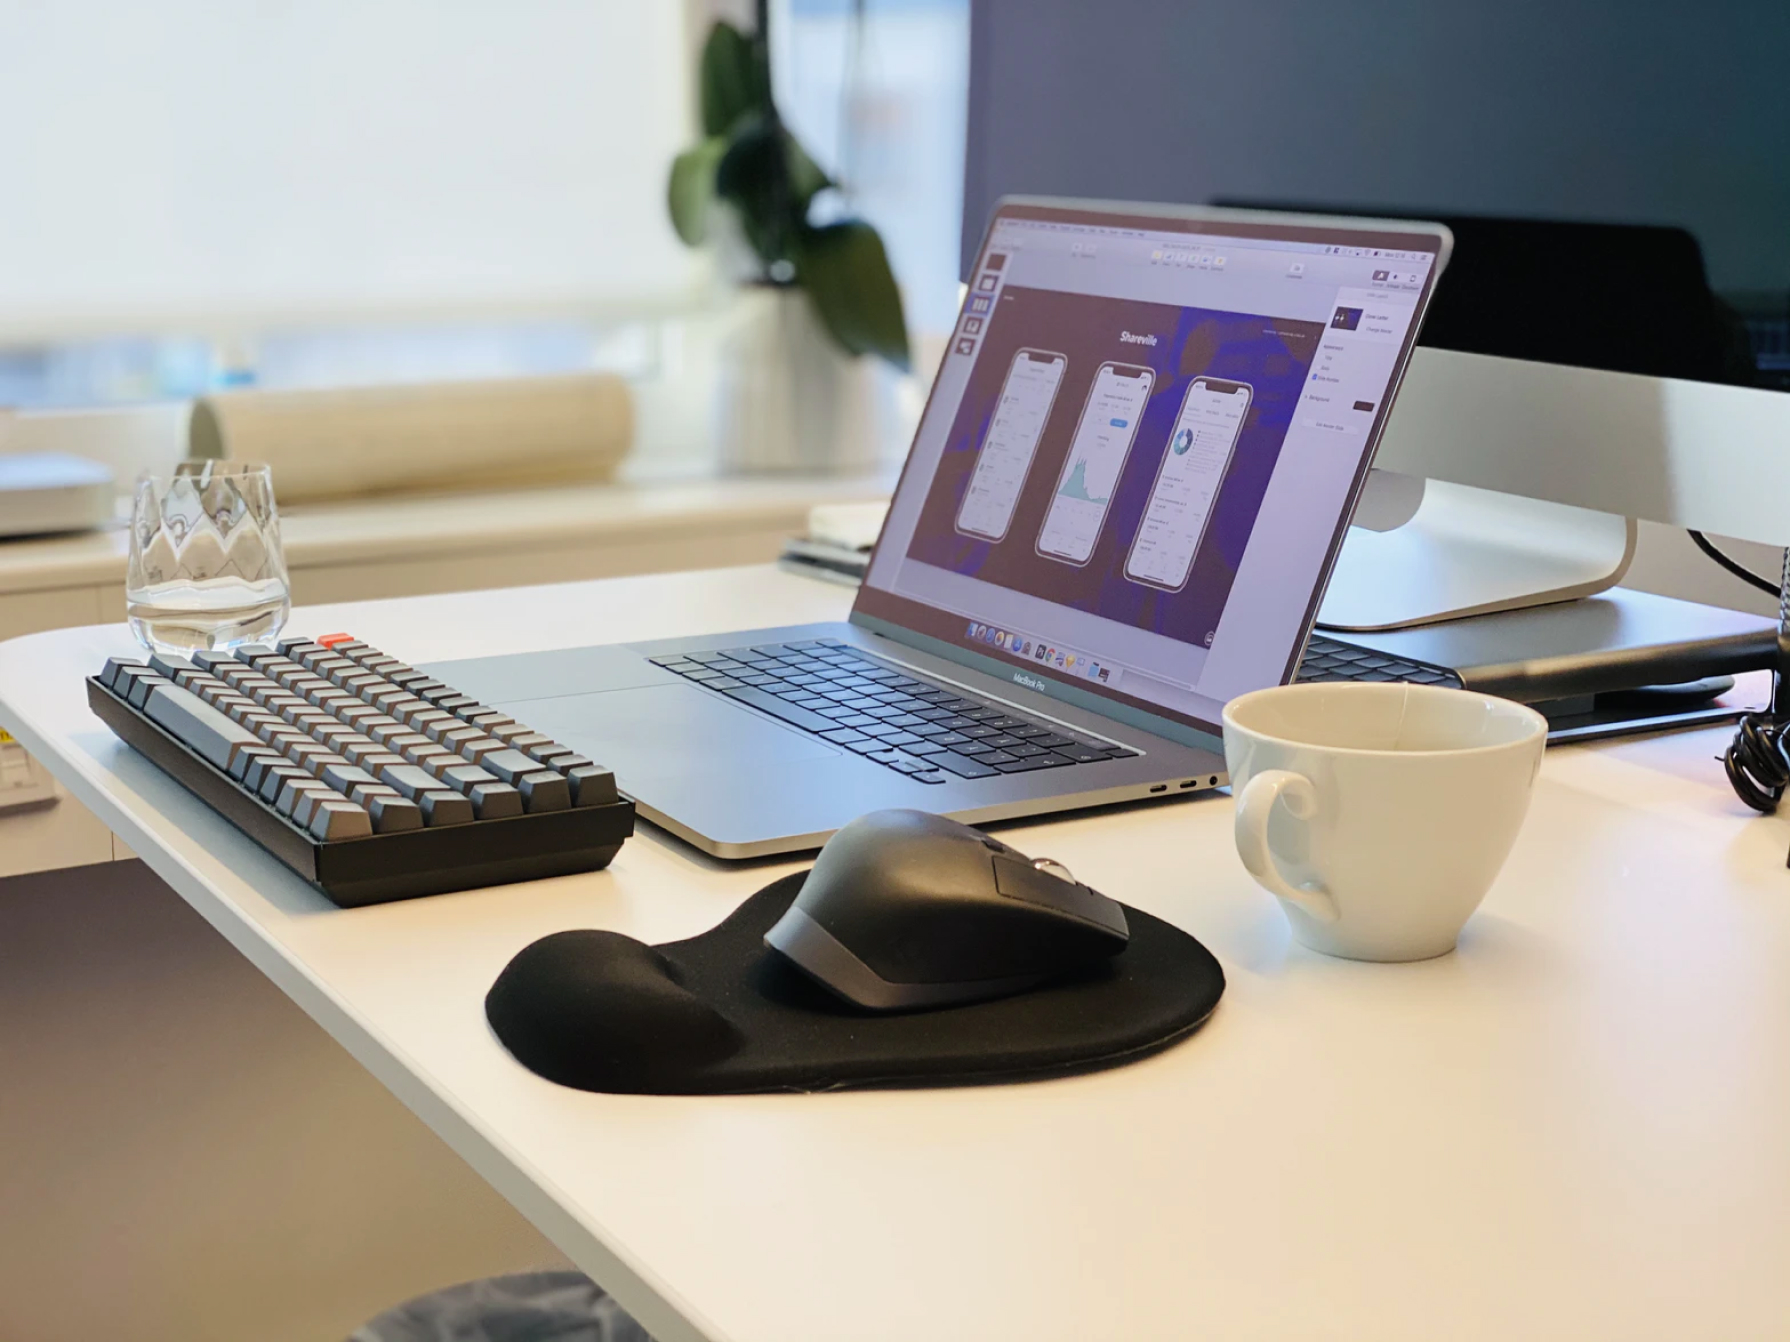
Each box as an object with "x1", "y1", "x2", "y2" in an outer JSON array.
[{"x1": 720, "y1": 685, "x2": 837, "y2": 734}]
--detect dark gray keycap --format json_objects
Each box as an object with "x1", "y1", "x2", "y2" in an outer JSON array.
[
  {"x1": 517, "y1": 771, "x2": 570, "y2": 813},
  {"x1": 926, "y1": 750, "x2": 999, "y2": 779},
  {"x1": 143, "y1": 682, "x2": 264, "y2": 773},
  {"x1": 367, "y1": 794, "x2": 424, "y2": 833},
  {"x1": 564, "y1": 766, "x2": 616, "y2": 807},
  {"x1": 468, "y1": 782, "x2": 524, "y2": 819},
  {"x1": 720, "y1": 685, "x2": 837, "y2": 734},
  {"x1": 911, "y1": 771, "x2": 947, "y2": 784},
  {"x1": 418, "y1": 791, "x2": 474, "y2": 826}
]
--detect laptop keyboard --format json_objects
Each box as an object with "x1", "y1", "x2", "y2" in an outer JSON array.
[
  {"x1": 650, "y1": 639, "x2": 1140, "y2": 784},
  {"x1": 1295, "y1": 634, "x2": 1464, "y2": 687},
  {"x1": 654, "y1": 634, "x2": 1459, "y2": 783}
]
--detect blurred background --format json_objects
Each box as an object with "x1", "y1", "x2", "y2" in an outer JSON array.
[{"x1": 0, "y1": 0, "x2": 969, "y2": 471}]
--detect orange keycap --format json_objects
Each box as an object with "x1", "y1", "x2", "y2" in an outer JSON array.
[{"x1": 317, "y1": 632, "x2": 354, "y2": 648}]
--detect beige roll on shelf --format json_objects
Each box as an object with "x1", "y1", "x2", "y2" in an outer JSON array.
[{"x1": 188, "y1": 373, "x2": 634, "y2": 503}]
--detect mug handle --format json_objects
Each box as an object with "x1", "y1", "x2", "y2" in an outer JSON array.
[{"x1": 1233, "y1": 769, "x2": 1340, "y2": 923}]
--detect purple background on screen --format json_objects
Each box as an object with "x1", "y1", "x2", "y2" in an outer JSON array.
[{"x1": 905, "y1": 285, "x2": 1322, "y2": 647}]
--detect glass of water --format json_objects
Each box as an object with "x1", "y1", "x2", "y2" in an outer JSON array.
[{"x1": 127, "y1": 460, "x2": 291, "y2": 654}]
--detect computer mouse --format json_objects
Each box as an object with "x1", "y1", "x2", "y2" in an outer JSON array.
[{"x1": 763, "y1": 808, "x2": 1129, "y2": 1011}]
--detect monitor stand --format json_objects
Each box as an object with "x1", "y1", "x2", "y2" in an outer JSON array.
[{"x1": 1316, "y1": 477, "x2": 1637, "y2": 632}]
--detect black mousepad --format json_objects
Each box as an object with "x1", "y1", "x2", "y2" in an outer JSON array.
[{"x1": 486, "y1": 871, "x2": 1226, "y2": 1094}]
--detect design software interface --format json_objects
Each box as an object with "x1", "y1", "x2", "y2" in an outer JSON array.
[{"x1": 863, "y1": 210, "x2": 1436, "y2": 732}]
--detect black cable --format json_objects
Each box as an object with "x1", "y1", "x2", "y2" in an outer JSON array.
[
  {"x1": 1689, "y1": 529, "x2": 1780, "y2": 596},
  {"x1": 1724, "y1": 713, "x2": 1790, "y2": 812}
]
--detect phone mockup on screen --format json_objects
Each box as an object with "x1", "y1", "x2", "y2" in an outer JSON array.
[
  {"x1": 956, "y1": 348, "x2": 1068, "y2": 541},
  {"x1": 1124, "y1": 377, "x2": 1253, "y2": 591},
  {"x1": 1035, "y1": 362, "x2": 1155, "y2": 565}
]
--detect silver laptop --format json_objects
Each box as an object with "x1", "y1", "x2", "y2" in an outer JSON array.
[{"x1": 433, "y1": 199, "x2": 1451, "y2": 857}]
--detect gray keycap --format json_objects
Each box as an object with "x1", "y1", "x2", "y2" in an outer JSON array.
[
  {"x1": 99, "y1": 658, "x2": 148, "y2": 691},
  {"x1": 299, "y1": 751, "x2": 352, "y2": 779},
  {"x1": 148, "y1": 651, "x2": 198, "y2": 681},
  {"x1": 565, "y1": 766, "x2": 617, "y2": 807},
  {"x1": 240, "y1": 750, "x2": 288, "y2": 791},
  {"x1": 478, "y1": 748, "x2": 545, "y2": 785},
  {"x1": 410, "y1": 745, "x2": 460, "y2": 772},
  {"x1": 143, "y1": 682, "x2": 266, "y2": 774},
  {"x1": 367, "y1": 793, "x2": 424, "y2": 833},
  {"x1": 468, "y1": 781, "x2": 524, "y2": 819},
  {"x1": 517, "y1": 770, "x2": 571, "y2": 813},
  {"x1": 376, "y1": 763, "x2": 443, "y2": 800},
  {"x1": 126, "y1": 671, "x2": 172, "y2": 709},
  {"x1": 276, "y1": 776, "x2": 334, "y2": 818},
  {"x1": 306, "y1": 798, "x2": 373, "y2": 842},
  {"x1": 435, "y1": 763, "x2": 499, "y2": 794},
  {"x1": 456, "y1": 737, "x2": 508, "y2": 764},
  {"x1": 320, "y1": 762, "x2": 381, "y2": 796},
  {"x1": 259, "y1": 764, "x2": 311, "y2": 804},
  {"x1": 418, "y1": 791, "x2": 473, "y2": 826}
]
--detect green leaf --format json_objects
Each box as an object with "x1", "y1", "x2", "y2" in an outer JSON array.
[
  {"x1": 699, "y1": 21, "x2": 770, "y2": 138},
  {"x1": 784, "y1": 134, "x2": 830, "y2": 214},
  {"x1": 667, "y1": 136, "x2": 726, "y2": 246},
  {"x1": 793, "y1": 221, "x2": 912, "y2": 370}
]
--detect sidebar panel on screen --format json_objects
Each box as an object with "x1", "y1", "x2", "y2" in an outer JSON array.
[
  {"x1": 1035, "y1": 362, "x2": 1154, "y2": 566},
  {"x1": 956, "y1": 348, "x2": 1067, "y2": 541},
  {"x1": 1125, "y1": 377, "x2": 1253, "y2": 592}
]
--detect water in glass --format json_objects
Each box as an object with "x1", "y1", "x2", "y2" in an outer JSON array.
[{"x1": 128, "y1": 461, "x2": 291, "y2": 653}]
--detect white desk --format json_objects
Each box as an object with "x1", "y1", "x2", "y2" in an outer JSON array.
[{"x1": 3, "y1": 565, "x2": 1788, "y2": 1342}]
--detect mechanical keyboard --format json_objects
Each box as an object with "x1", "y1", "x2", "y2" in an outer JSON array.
[
  {"x1": 89, "y1": 633, "x2": 634, "y2": 908},
  {"x1": 651, "y1": 640, "x2": 1142, "y2": 783}
]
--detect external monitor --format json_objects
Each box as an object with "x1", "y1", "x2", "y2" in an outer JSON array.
[{"x1": 960, "y1": 0, "x2": 1790, "y2": 569}]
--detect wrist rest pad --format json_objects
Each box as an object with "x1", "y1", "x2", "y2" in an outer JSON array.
[{"x1": 486, "y1": 871, "x2": 1225, "y2": 1094}]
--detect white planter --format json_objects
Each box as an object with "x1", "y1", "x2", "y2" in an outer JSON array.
[{"x1": 713, "y1": 285, "x2": 881, "y2": 475}]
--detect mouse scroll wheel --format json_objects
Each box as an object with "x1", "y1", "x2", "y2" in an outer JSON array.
[{"x1": 1031, "y1": 857, "x2": 1074, "y2": 883}]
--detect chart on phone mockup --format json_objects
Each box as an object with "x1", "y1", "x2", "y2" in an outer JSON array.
[
  {"x1": 956, "y1": 349, "x2": 1066, "y2": 541},
  {"x1": 1036, "y1": 362, "x2": 1154, "y2": 564},
  {"x1": 1126, "y1": 377, "x2": 1252, "y2": 591}
]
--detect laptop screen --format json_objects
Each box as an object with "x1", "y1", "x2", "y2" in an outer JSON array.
[{"x1": 854, "y1": 199, "x2": 1448, "y2": 739}]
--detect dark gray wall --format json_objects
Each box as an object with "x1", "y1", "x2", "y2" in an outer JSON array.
[{"x1": 964, "y1": 0, "x2": 1790, "y2": 295}]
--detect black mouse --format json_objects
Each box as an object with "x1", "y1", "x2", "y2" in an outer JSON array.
[{"x1": 763, "y1": 809, "x2": 1129, "y2": 1011}]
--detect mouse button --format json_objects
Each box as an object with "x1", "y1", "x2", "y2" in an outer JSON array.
[{"x1": 991, "y1": 855, "x2": 1130, "y2": 944}]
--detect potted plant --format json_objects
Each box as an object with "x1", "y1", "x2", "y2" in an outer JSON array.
[{"x1": 668, "y1": 3, "x2": 911, "y2": 473}]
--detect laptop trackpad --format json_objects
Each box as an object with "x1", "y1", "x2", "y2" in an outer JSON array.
[{"x1": 496, "y1": 683, "x2": 839, "y2": 779}]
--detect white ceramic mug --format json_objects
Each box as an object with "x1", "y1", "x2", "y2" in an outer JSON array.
[{"x1": 1222, "y1": 682, "x2": 1547, "y2": 962}]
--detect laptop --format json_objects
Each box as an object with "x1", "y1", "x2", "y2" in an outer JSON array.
[{"x1": 434, "y1": 199, "x2": 1452, "y2": 857}]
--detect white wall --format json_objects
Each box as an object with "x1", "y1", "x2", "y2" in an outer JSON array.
[{"x1": 0, "y1": 1, "x2": 706, "y2": 339}]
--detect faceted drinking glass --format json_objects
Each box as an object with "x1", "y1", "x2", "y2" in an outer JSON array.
[{"x1": 127, "y1": 461, "x2": 291, "y2": 654}]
